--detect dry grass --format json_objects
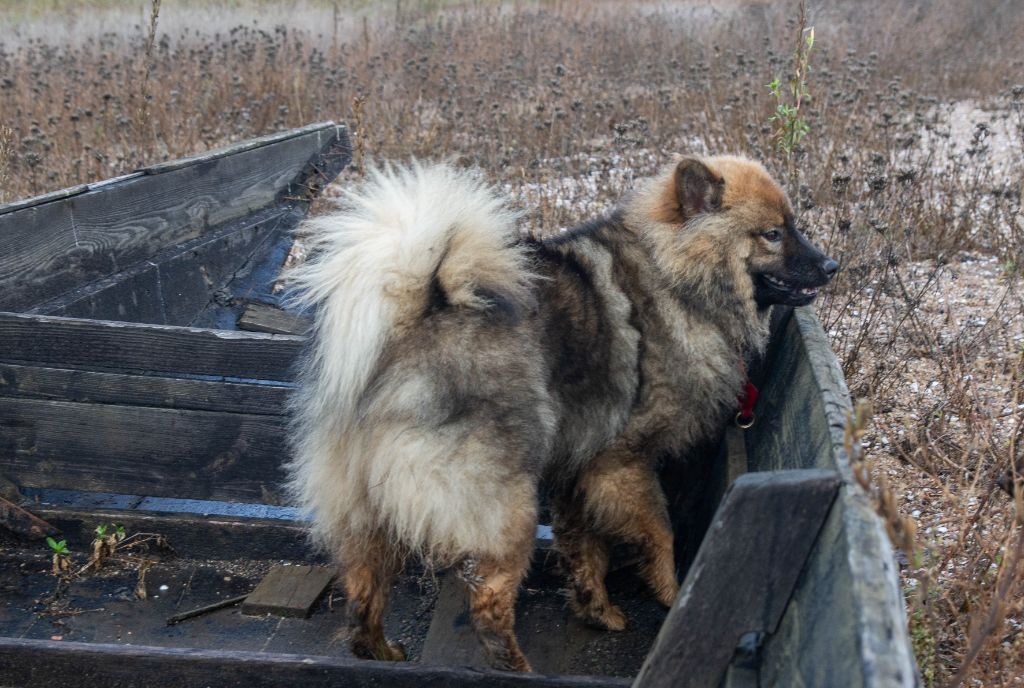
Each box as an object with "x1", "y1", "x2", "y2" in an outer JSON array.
[{"x1": 3, "y1": 0, "x2": 1024, "y2": 684}]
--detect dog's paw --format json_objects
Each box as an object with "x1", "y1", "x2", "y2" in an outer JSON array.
[
  {"x1": 653, "y1": 581, "x2": 680, "y2": 608},
  {"x1": 351, "y1": 637, "x2": 407, "y2": 662},
  {"x1": 597, "y1": 604, "x2": 628, "y2": 632},
  {"x1": 377, "y1": 640, "x2": 408, "y2": 662},
  {"x1": 489, "y1": 649, "x2": 533, "y2": 673},
  {"x1": 575, "y1": 602, "x2": 627, "y2": 632}
]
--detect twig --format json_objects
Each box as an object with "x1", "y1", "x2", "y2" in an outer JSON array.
[
  {"x1": 138, "y1": 0, "x2": 162, "y2": 132},
  {"x1": 944, "y1": 525, "x2": 1024, "y2": 688},
  {"x1": 352, "y1": 94, "x2": 367, "y2": 176},
  {"x1": 0, "y1": 496, "x2": 57, "y2": 539},
  {"x1": 166, "y1": 593, "x2": 250, "y2": 626}
]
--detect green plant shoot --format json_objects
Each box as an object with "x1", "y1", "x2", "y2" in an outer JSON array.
[{"x1": 46, "y1": 537, "x2": 69, "y2": 555}]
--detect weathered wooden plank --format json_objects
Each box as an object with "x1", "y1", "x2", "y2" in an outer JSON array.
[
  {"x1": 0, "y1": 312, "x2": 304, "y2": 381},
  {"x1": 33, "y1": 207, "x2": 291, "y2": 325},
  {"x1": 0, "y1": 472, "x2": 23, "y2": 501},
  {"x1": 242, "y1": 564, "x2": 336, "y2": 618},
  {"x1": 138, "y1": 122, "x2": 345, "y2": 175},
  {"x1": 0, "y1": 123, "x2": 346, "y2": 312},
  {"x1": 632, "y1": 469, "x2": 840, "y2": 688},
  {"x1": 190, "y1": 228, "x2": 297, "y2": 330},
  {"x1": 659, "y1": 434, "x2": 720, "y2": 572},
  {"x1": 0, "y1": 397, "x2": 287, "y2": 503},
  {"x1": 160, "y1": 213, "x2": 297, "y2": 327},
  {"x1": 0, "y1": 362, "x2": 291, "y2": 416},
  {"x1": 421, "y1": 558, "x2": 659, "y2": 678},
  {"x1": 0, "y1": 639, "x2": 632, "y2": 688},
  {"x1": 722, "y1": 425, "x2": 747, "y2": 488},
  {"x1": 190, "y1": 120, "x2": 351, "y2": 329},
  {"x1": 0, "y1": 182, "x2": 90, "y2": 214},
  {"x1": 747, "y1": 307, "x2": 918, "y2": 688},
  {"x1": 420, "y1": 572, "x2": 488, "y2": 668},
  {"x1": 757, "y1": 495, "x2": 861, "y2": 686},
  {"x1": 514, "y1": 587, "x2": 609, "y2": 677},
  {"x1": 238, "y1": 302, "x2": 313, "y2": 336},
  {"x1": 30, "y1": 506, "x2": 315, "y2": 561},
  {"x1": 0, "y1": 495, "x2": 57, "y2": 539},
  {"x1": 745, "y1": 309, "x2": 833, "y2": 472}
]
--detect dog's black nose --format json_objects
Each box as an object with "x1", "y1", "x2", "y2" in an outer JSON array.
[{"x1": 822, "y1": 258, "x2": 839, "y2": 278}]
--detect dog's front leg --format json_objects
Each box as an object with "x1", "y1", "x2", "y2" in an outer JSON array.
[
  {"x1": 553, "y1": 523, "x2": 627, "y2": 631},
  {"x1": 555, "y1": 446, "x2": 680, "y2": 625}
]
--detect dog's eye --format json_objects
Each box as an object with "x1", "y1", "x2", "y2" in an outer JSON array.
[{"x1": 761, "y1": 229, "x2": 782, "y2": 242}]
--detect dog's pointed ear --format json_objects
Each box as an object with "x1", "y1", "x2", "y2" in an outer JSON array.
[{"x1": 675, "y1": 158, "x2": 724, "y2": 220}]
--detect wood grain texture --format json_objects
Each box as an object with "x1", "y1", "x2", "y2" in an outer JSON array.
[
  {"x1": 746, "y1": 307, "x2": 919, "y2": 688},
  {"x1": 0, "y1": 123, "x2": 345, "y2": 312},
  {"x1": 34, "y1": 207, "x2": 290, "y2": 326},
  {"x1": 0, "y1": 312, "x2": 304, "y2": 381},
  {"x1": 421, "y1": 559, "x2": 664, "y2": 678},
  {"x1": 0, "y1": 397, "x2": 288, "y2": 503},
  {"x1": 0, "y1": 638, "x2": 632, "y2": 688},
  {"x1": 0, "y1": 182, "x2": 90, "y2": 214},
  {"x1": 632, "y1": 469, "x2": 840, "y2": 688},
  {"x1": 31, "y1": 506, "x2": 315, "y2": 561},
  {"x1": 420, "y1": 572, "x2": 488, "y2": 668},
  {"x1": 0, "y1": 363, "x2": 291, "y2": 415},
  {"x1": 189, "y1": 225, "x2": 298, "y2": 331},
  {"x1": 137, "y1": 122, "x2": 344, "y2": 175},
  {"x1": 242, "y1": 565, "x2": 336, "y2": 618},
  {"x1": 238, "y1": 302, "x2": 313, "y2": 335}
]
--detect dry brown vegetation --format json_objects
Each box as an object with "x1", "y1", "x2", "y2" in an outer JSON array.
[{"x1": 2, "y1": 0, "x2": 1024, "y2": 684}]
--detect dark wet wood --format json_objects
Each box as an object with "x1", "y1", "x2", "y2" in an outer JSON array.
[
  {"x1": 34, "y1": 207, "x2": 292, "y2": 326},
  {"x1": 0, "y1": 363, "x2": 290, "y2": 416},
  {"x1": 746, "y1": 308, "x2": 918, "y2": 688},
  {"x1": 0, "y1": 549, "x2": 438, "y2": 683},
  {"x1": 0, "y1": 397, "x2": 288, "y2": 503},
  {"x1": 0, "y1": 638, "x2": 632, "y2": 688},
  {"x1": 633, "y1": 469, "x2": 840, "y2": 688},
  {"x1": 189, "y1": 227, "x2": 296, "y2": 330},
  {"x1": 0, "y1": 123, "x2": 347, "y2": 313},
  {"x1": 0, "y1": 472, "x2": 23, "y2": 502},
  {"x1": 238, "y1": 302, "x2": 312, "y2": 336},
  {"x1": 31, "y1": 506, "x2": 314, "y2": 561},
  {"x1": 0, "y1": 545, "x2": 619, "y2": 687},
  {"x1": 722, "y1": 425, "x2": 748, "y2": 484},
  {"x1": 242, "y1": 565, "x2": 336, "y2": 618},
  {"x1": 421, "y1": 554, "x2": 665, "y2": 678},
  {"x1": 0, "y1": 312, "x2": 303, "y2": 381},
  {"x1": 420, "y1": 572, "x2": 487, "y2": 668}
]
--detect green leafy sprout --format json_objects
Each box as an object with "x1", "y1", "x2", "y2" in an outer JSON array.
[
  {"x1": 767, "y1": 24, "x2": 815, "y2": 155},
  {"x1": 46, "y1": 537, "x2": 69, "y2": 555},
  {"x1": 766, "y1": 0, "x2": 815, "y2": 206}
]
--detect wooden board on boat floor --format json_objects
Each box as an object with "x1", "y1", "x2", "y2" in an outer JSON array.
[
  {"x1": 420, "y1": 552, "x2": 666, "y2": 677},
  {"x1": 0, "y1": 549, "x2": 434, "y2": 660},
  {"x1": 242, "y1": 564, "x2": 336, "y2": 618},
  {"x1": 0, "y1": 542, "x2": 661, "y2": 680},
  {"x1": 237, "y1": 302, "x2": 312, "y2": 336}
]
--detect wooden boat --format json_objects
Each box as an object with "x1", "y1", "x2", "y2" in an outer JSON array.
[{"x1": 0, "y1": 124, "x2": 918, "y2": 687}]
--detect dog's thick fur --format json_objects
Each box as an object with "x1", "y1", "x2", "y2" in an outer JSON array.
[{"x1": 286, "y1": 157, "x2": 836, "y2": 670}]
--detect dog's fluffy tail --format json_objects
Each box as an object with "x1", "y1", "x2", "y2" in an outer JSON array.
[{"x1": 284, "y1": 162, "x2": 533, "y2": 553}]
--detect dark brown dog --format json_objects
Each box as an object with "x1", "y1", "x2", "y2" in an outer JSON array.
[{"x1": 285, "y1": 156, "x2": 837, "y2": 671}]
